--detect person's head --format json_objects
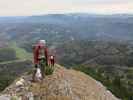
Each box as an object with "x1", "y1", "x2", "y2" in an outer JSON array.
[
  {"x1": 50, "y1": 55, "x2": 54, "y2": 59},
  {"x1": 39, "y1": 40, "x2": 46, "y2": 45}
]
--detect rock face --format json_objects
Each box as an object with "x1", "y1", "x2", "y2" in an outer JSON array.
[{"x1": 0, "y1": 64, "x2": 119, "y2": 100}]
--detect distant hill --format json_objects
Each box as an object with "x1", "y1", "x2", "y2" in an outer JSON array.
[
  {"x1": 0, "y1": 13, "x2": 133, "y2": 46},
  {"x1": 55, "y1": 40, "x2": 133, "y2": 67}
]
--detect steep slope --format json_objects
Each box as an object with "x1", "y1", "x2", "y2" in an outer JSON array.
[
  {"x1": 0, "y1": 41, "x2": 33, "y2": 92},
  {"x1": 54, "y1": 40, "x2": 133, "y2": 99},
  {"x1": 0, "y1": 64, "x2": 119, "y2": 100}
]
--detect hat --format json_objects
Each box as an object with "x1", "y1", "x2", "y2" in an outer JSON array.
[{"x1": 39, "y1": 40, "x2": 46, "y2": 44}]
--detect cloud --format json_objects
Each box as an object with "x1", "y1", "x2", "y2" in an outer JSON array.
[{"x1": 0, "y1": 0, "x2": 132, "y2": 16}]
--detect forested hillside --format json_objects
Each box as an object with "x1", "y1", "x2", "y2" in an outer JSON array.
[
  {"x1": 55, "y1": 40, "x2": 133, "y2": 100},
  {"x1": 0, "y1": 42, "x2": 32, "y2": 91}
]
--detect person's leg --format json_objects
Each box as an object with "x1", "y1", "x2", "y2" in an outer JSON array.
[
  {"x1": 50, "y1": 59, "x2": 52, "y2": 68},
  {"x1": 52, "y1": 60, "x2": 54, "y2": 66},
  {"x1": 39, "y1": 60, "x2": 45, "y2": 78},
  {"x1": 32, "y1": 64, "x2": 37, "y2": 82}
]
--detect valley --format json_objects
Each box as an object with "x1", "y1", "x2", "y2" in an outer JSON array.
[{"x1": 0, "y1": 14, "x2": 133, "y2": 100}]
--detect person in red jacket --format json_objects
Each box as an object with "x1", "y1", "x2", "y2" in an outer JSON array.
[
  {"x1": 33, "y1": 40, "x2": 45, "y2": 65},
  {"x1": 33, "y1": 40, "x2": 46, "y2": 79}
]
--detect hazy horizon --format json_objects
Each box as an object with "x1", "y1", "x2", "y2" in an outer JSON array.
[{"x1": 0, "y1": 0, "x2": 133, "y2": 16}]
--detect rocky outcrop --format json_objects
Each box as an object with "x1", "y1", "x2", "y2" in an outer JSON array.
[{"x1": 0, "y1": 64, "x2": 120, "y2": 100}]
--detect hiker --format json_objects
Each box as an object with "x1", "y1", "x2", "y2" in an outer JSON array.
[
  {"x1": 33, "y1": 40, "x2": 46, "y2": 79},
  {"x1": 33, "y1": 39, "x2": 55, "y2": 80},
  {"x1": 50, "y1": 55, "x2": 55, "y2": 67},
  {"x1": 33, "y1": 40, "x2": 50, "y2": 78}
]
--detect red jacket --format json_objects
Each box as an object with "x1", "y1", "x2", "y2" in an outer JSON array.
[{"x1": 33, "y1": 42, "x2": 48, "y2": 65}]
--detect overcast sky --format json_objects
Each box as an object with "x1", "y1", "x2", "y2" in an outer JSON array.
[{"x1": 0, "y1": 0, "x2": 133, "y2": 16}]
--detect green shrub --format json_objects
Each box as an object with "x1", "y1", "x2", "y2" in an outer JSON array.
[
  {"x1": 43, "y1": 65, "x2": 54, "y2": 75},
  {"x1": 0, "y1": 48, "x2": 17, "y2": 62}
]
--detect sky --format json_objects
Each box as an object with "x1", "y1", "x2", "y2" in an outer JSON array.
[{"x1": 0, "y1": 0, "x2": 133, "y2": 16}]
